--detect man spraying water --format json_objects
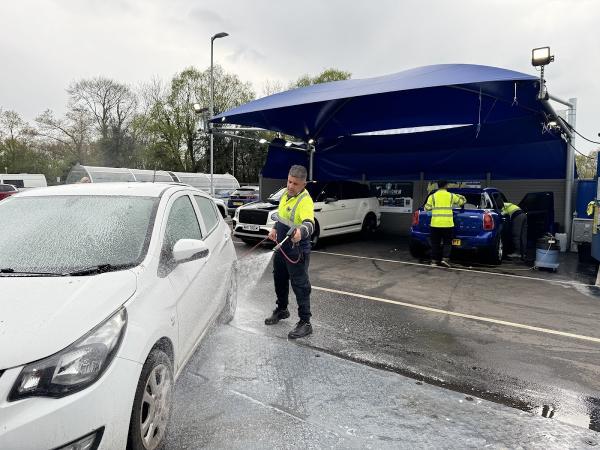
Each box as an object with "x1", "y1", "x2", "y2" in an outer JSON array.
[{"x1": 265, "y1": 165, "x2": 315, "y2": 339}]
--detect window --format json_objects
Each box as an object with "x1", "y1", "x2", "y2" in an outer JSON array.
[
  {"x1": 491, "y1": 192, "x2": 505, "y2": 210},
  {"x1": 0, "y1": 184, "x2": 16, "y2": 192},
  {"x1": 160, "y1": 196, "x2": 202, "y2": 274},
  {"x1": 341, "y1": 181, "x2": 369, "y2": 199},
  {"x1": 194, "y1": 195, "x2": 219, "y2": 234},
  {"x1": 3, "y1": 179, "x2": 24, "y2": 188},
  {"x1": 0, "y1": 195, "x2": 158, "y2": 274},
  {"x1": 317, "y1": 182, "x2": 340, "y2": 202}
]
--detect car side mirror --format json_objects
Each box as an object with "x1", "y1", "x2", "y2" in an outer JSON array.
[
  {"x1": 324, "y1": 197, "x2": 337, "y2": 204},
  {"x1": 172, "y1": 239, "x2": 209, "y2": 263}
]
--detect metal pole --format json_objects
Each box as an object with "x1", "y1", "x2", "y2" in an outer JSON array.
[
  {"x1": 308, "y1": 144, "x2": 314, "y2": 181},
  {"x1": 209, "y1": 37, "x2": 214, "y2": 196},
  {"x1": 232, "y1": 140, "x2": 235, "y2": 177},
  {"x1": 565, "y1": 97, "x2": 577, "y2": 248}
]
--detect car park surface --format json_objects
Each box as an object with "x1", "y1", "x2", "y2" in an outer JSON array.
[
  {"x1": 158, "y1": 232, "x2": 600, "y2": 448},
  {"x1": 0, "y1": 182, "x2": 237, "y2": 450}
]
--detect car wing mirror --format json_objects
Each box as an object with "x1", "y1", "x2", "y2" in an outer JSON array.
[
  {"x1": 172, "y1": 239, "x2": 209, "y2": 263},
  {"x1": 324, "y1": 197, "x2": 337, "y2": 204}
]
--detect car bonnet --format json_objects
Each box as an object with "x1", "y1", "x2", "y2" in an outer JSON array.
[{"x1": 0, "y1": 270, "x2": 137, "y2": 369}]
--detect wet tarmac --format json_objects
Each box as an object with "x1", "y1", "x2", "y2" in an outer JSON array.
[{"x1": 165, "y1": 232, "x2": 600, "y2": 448}]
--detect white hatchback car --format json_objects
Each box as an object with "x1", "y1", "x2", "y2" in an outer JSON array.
[{"x1": 0, "y1": 182, "x2": 237, "y2": 450}]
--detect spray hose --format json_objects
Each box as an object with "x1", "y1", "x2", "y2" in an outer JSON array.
[{"x1": 239, "y1": 231, "x2": 302, "y2": 264}]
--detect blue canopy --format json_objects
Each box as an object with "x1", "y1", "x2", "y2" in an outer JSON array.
[{"x1": 214, "y1": 64, "x2": 568, "y2": 181}]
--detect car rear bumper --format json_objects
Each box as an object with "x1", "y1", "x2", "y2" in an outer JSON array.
[
  {"x1": 410, "y1": 230, "x2": 496, "y2": 249},
  {"x1": 0, "y1": 356, "x2": 141, "y2": 450}
]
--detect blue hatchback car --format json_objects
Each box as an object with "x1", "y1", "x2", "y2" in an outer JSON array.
[{"x1": 227, "y1": 186, "x2": 260, "y2": 210}]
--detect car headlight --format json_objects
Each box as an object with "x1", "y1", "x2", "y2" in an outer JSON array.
[
  {"x1": 234, "y1": 208, "x2": 240, "y2": 220},
  {"x1": 9, "y1": 308, "x2": 127, "y2": 401}
]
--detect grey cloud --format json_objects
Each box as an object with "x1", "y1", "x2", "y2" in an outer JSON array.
[
  {"x1": 226, "y1": 47, "x2": 266, "y2": 64},
  {"x1": 188, "y1": 7, "x2": 226, "y2": 26}
]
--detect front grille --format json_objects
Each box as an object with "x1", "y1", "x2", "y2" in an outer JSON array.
[
  {"x1": 235, "y1": 227, "x2": 269, "y2": 236},
  {"x1": 239, "y1": 209, "x2": 269, "y2": 225}
]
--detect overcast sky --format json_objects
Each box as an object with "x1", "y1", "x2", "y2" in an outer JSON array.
[{"x1": 1, "y1": 0, "x2": 599, "y2": 153}]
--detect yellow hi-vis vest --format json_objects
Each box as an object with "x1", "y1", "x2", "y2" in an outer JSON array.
[
  {"x1": 278, "y1": 189, "x2": 315, "y2": 226},
  {"x1": 501, "y1": 202, "x2": 521, "y2": 217},
  {"x1": 424, "y1": 189, "x2": 466, "y2": 228}
]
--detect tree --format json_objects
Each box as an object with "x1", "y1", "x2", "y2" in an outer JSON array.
[
  {"x1": 67, "y1": 77, "x2": 138, "y2": 166},
  {"x1": 293, "y1": 68, "x2": 352, "y2": 88},
  {"x1": 138, "y1": 66, "x2": 255, "y2": 175},
  {"x1": 35, "y1": 107, "x2": 95, "y2": 165},
  {"x1": 0, "y1": 109, "x2": 56, "y2": 180},
  {"x1": 576, "y1": 150, "x2": 599, "y2": 179}
]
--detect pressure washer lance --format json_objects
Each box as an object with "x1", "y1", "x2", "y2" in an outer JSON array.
[{"x1": 272, "y1": 226, "x2": 297, "y2": 252}]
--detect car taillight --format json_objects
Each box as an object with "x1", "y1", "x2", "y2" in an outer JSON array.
[
  {"x1": 483, "y1": 212, "x2": 494, "y2": 230},
  {"x1": 412, "y1": 210, "x2": 420, "y2": 226}
]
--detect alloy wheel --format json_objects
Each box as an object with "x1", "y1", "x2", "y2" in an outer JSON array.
[{"x1": 140, "y1": 363, "x2": 173, "y2": 450}]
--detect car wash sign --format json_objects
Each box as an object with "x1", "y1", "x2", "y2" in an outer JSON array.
[{"x1": 370, "y1": 182, "x2": 413, "y2": 213}]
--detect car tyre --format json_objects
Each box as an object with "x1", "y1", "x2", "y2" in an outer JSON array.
[
  {"x1": 219, "y1": 266, "x2": 238, "y2": 323},
  {"x1": 361, "y1": 213, "x2": 378, "y2": 239},
  {"x1": 485, "y1": 237, "x2": 503, "y2": 265},
  {"x1": 311, "y1": 221, "x2": 321, "y2": 249},
  {"x1": 409, "y1": 239, "x2": 428, "y2": 259},
  {"x1": 127, "y1": 349, "x2": 174, "y2": 450}
]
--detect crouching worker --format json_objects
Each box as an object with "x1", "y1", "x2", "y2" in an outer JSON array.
[
  {"x1": 502, "y1": 202, "x2": 527, "y2": 259},
  {"x1": 266, "y1": 165, "x2": 315, "y2": 339}
]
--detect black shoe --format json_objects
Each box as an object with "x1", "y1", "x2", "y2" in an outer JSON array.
[
  {"x1": 264, "y1": 308, "x2": 290, "y2": 325},
  {"x1": 288, "y1": 320, "x2": 313, "y2": 339}
]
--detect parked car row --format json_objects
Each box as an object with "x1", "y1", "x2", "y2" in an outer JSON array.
[
  {"x1": 409, "y1": 187, "x2": 554, "y2": 264},
  {"x1": 232, "y1": 180, "x2": 381, "y2": 247}
]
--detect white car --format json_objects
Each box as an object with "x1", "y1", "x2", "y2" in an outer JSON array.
[
  {"x1": 0, "y1": 182, "x2": 237, "y2": 450},
  {"x1": 232, "y1": 180, "x2": 381, "y2": 247}
]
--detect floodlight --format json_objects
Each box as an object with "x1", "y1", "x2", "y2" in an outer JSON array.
[
  {"x1": 308, "y1": 138, "x2": 315, "y2": 144},
  {"x1": 532, "y1": 47, "x2": 554, "y2": 66}
]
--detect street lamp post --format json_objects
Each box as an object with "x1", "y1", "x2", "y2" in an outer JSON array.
[
  {"x1": 210, "y1": 31, "x2": 229, "y2": 196},
  {"x1": 232, "y1": 140, "x2": 236, "y2": 177}
]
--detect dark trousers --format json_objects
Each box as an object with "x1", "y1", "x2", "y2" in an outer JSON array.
[
  {"x1": 273, "y1": 251, "x2": 312, "y2": 322},
  {"x1": 430, "y1": 227, "x2": 453, "y2": 263}
]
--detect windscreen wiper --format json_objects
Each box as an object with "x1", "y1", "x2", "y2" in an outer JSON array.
[
  {"x1": 0, "y1": 268, "x2": 63, "y2": 276},
  {"x1": 65, "y1": 263, "x2": 127, "y2": 276}
]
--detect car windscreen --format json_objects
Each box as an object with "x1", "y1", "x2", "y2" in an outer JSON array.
[
  {"x1": 0, "y1": 195, "x2": 159, "y2": 274},
  {"x1": 0, "y1": 184, "x2": 16, "y2": 192}
]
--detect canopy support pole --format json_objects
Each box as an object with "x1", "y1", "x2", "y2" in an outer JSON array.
[
  {"x1": 541, "y1": 97, "x2": 576, "y2": 246},
  {"x1": 308, "y1": 144, "x2": 314, "y2": 181},
  {"x1": 566, "y1": 97, "x2": 577, "y2": 249}
]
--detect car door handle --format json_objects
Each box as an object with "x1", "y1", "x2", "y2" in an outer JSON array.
[{"x1": 341, "y1": 204, "x2": 346, "y2": 207}]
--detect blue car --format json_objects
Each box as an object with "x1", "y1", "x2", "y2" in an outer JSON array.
[
  {"x1": 409, "y1": 188, "x2": 554, "y2": 264},
  {"x1": 227, "y1": 186, "x2": 260, "y2": 210}
]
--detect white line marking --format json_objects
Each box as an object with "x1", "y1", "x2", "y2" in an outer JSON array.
[
  {"x1": 312, "y1": 285, "x2": 600, "y2": 344},
  {"x1": 229, "y1": 389, "x2": 308, "y2": 423},
  {"x1": 313, "y1": 250, "x2": 596, "y2": 288}
]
